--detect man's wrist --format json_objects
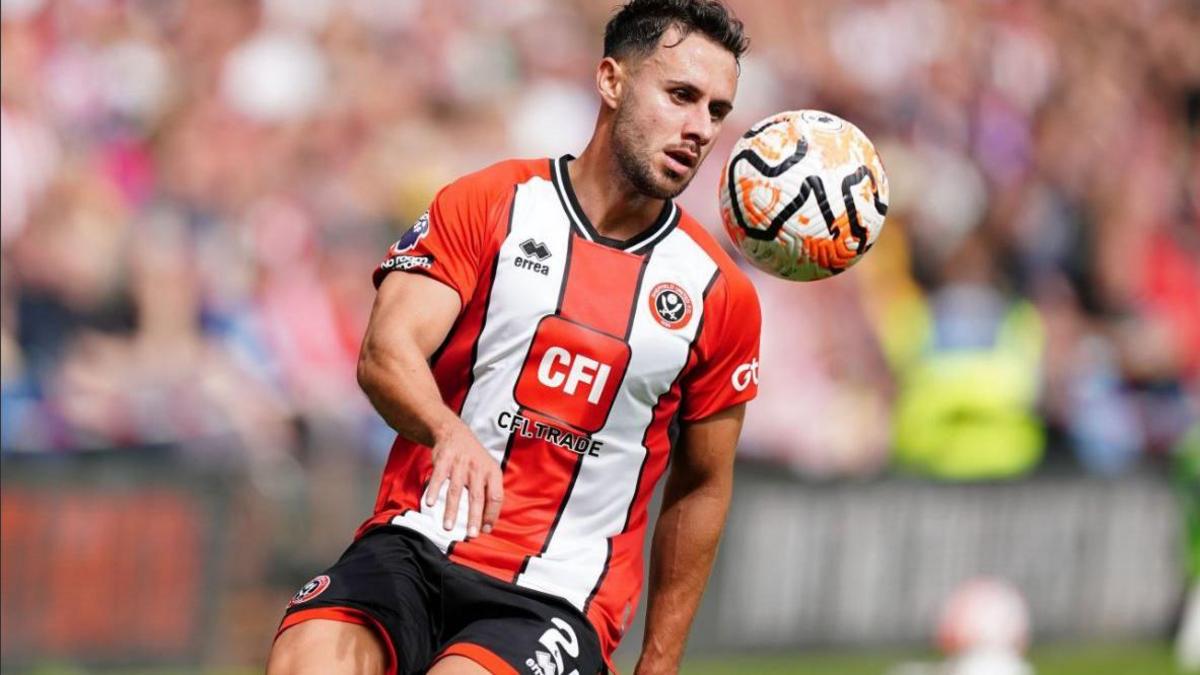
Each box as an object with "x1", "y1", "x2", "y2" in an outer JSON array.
[
  {"x1": 635, "y1": 641, "x2": 682, "y2": 675},
  {"x1": 428, "y1": 411, "x2": 464, "y2": 446},
  {"x1": 633, "y1": 655, "x2": 679, "y2": 675}
]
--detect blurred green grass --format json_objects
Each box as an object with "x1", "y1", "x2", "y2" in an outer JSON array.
[
  {"x1": 674, "y1": 641, "x2": 1180, "y2": 675},
  {"x1": 14, "y1": 641, "x2": 1184, "y2": 675}
]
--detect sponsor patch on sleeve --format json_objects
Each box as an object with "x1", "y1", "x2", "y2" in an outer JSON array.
[
  {"x1": 379, "y1": 254, "x2": 434, "y2": 271},
  {"x1": 287, "y1": 574, "x2": 331, "y2": 607}
]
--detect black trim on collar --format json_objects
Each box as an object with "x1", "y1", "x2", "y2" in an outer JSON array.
[{"x1": 551, "y1": 155, "x2": 679, "y2": 253}]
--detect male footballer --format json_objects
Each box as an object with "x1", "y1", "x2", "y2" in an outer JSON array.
[{"x1": 267, "y1": 1, "x2": 760, "y2": 673}]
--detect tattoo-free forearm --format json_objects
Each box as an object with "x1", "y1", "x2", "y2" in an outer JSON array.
[
  {"x1": 635, "y1": 471, "x2": 732, "y2": 674},
  {"x1": 357, "y1": 330, "x2": 463, "y2": 447},
  {"x1": 358, "y1": 273, "x2": 504, "y2": 537}
]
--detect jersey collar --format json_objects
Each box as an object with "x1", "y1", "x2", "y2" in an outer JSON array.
[{"x1": 550, "y1": 155, "x2": 679, "y2": 254}]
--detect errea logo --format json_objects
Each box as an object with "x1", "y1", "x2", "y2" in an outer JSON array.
[
  {"x1": 520, "y1": 239, "x2": 551, "y2": 260},
  {"x1": 515, "y1": 238, "x2": 552, "y2": 276}
]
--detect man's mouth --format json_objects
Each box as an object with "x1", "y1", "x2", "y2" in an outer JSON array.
[{"x1": 664, "y1": 147, "x2": 698, "y2": 173}]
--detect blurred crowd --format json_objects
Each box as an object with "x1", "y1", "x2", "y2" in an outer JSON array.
[{"x1": 1, "y1": 0, "x2": 1197, "y2": 480}]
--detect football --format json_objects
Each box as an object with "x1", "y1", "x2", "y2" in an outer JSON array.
[
  {"x1": 937, "y1": 577, "x2": 1031, "y2": 655},
  {"x1": 719, "y1": 110, "x2": 889, "y2": 281}
]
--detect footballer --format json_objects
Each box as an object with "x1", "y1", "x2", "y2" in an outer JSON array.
[{"x1": 266, "y1": 1, "x2": 760, "y2": 673}]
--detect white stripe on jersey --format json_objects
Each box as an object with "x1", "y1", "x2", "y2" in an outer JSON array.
[
  {"x1": 514, "y1": 225, "x2": 719, "y2": 608},
  {"x1": 392, "y1": 176, "x2": 573, "y2": 550}
]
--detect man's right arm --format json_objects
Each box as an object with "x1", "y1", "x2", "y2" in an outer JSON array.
[{"x1": 356, "y1": 271, "x2": 504, "y2": 538}]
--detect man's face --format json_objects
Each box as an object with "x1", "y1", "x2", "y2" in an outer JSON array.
[{"x1": 611, "y1": 28, "x2": 738, "y2": 200}]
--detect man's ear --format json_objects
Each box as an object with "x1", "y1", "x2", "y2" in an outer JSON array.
[{"x1": 596, "y1": 56, "x2": 626, "y2": 111}]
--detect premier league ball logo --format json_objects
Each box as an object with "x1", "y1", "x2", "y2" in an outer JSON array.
[{"x1": 389, "y1": 211, "x2": 430, "y2": 255}]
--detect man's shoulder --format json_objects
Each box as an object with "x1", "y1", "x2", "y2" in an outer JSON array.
[{"x1": 673, "y1": 208, "x2": 759, "y2": 305}]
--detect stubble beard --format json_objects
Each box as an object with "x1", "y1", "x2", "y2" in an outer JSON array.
[{"x1": 611, "y1": 103, "x2": 691, "y2": 201}]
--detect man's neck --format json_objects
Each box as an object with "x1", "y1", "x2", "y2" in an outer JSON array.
[{"x1": 567, "y1": 144, "x2": 668, "y2": 243}]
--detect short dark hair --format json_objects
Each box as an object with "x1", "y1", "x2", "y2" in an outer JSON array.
[{"x1": 603, "y1": 0, "x2": 748, "y2": 63}]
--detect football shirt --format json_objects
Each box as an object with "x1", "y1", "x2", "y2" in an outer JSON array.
[{"x1": 360, "y1": 156, "x2": 761, "y2": 661}]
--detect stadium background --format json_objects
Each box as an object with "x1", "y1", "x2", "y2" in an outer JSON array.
[{"x1": 1, "y1": 0, "x2": 1197, "y2": 673}]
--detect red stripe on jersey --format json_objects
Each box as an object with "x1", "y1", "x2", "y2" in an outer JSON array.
[
  {"x1": 446, "y1": 408, "x2": 583, "y2": 579},
  {"x1": 557, "y1": 239, "x2": 647, "y2": 337},
  {"x1": 450, "y1": 237, "x2": 647, "y2": 580}
]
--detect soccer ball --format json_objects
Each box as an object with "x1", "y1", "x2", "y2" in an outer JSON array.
[
  {"x1": 936, "y1": 577, "x2": 1031, "y2": 655},
  {"x1": 719, "y1": 110, "x2": 889, "y2": 281}
]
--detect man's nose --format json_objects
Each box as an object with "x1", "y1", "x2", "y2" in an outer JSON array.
[{"x1": 682, "y1": 107, "x2": 715, "y2": 147}]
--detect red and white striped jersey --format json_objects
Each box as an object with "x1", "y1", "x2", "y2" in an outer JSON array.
[{"x1": 358, "y1": 156, "x2": 761, "y2": 663}]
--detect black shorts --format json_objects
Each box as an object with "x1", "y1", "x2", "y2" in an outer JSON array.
[{"x1": 278, "y1": 526, "x2": 604, "y2": 675}]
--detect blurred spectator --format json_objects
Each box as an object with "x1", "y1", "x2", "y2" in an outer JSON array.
[
  {"x1": 739, "y1": 268, "x2": 894, "y2": 478},
  {"x1": 881, "y1": 230, "x2": 1046, "y2": 480},
  {"x1": 0, "y1": 0, "x2": 1196, "y2": 483}
]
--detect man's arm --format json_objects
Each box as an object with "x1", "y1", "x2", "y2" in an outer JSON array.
[
  {"x1": 635, "y1": 403, "x2": 745, "y2": 675},
  {"x1": 357, "y1": 272, "x2": 503, "y2": 537}
]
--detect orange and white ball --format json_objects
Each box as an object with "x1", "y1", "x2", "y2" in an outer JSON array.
[{"x1": 719, "y1": 110, "x2": 888, "y2": 281}]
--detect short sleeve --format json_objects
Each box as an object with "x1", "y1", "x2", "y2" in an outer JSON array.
[
  {"x1": 372, "y1": 172, "x2": 507, "y2": 305},
  {"x1": 679, "y1": 271, "x2": 762, "y2": 422}
]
